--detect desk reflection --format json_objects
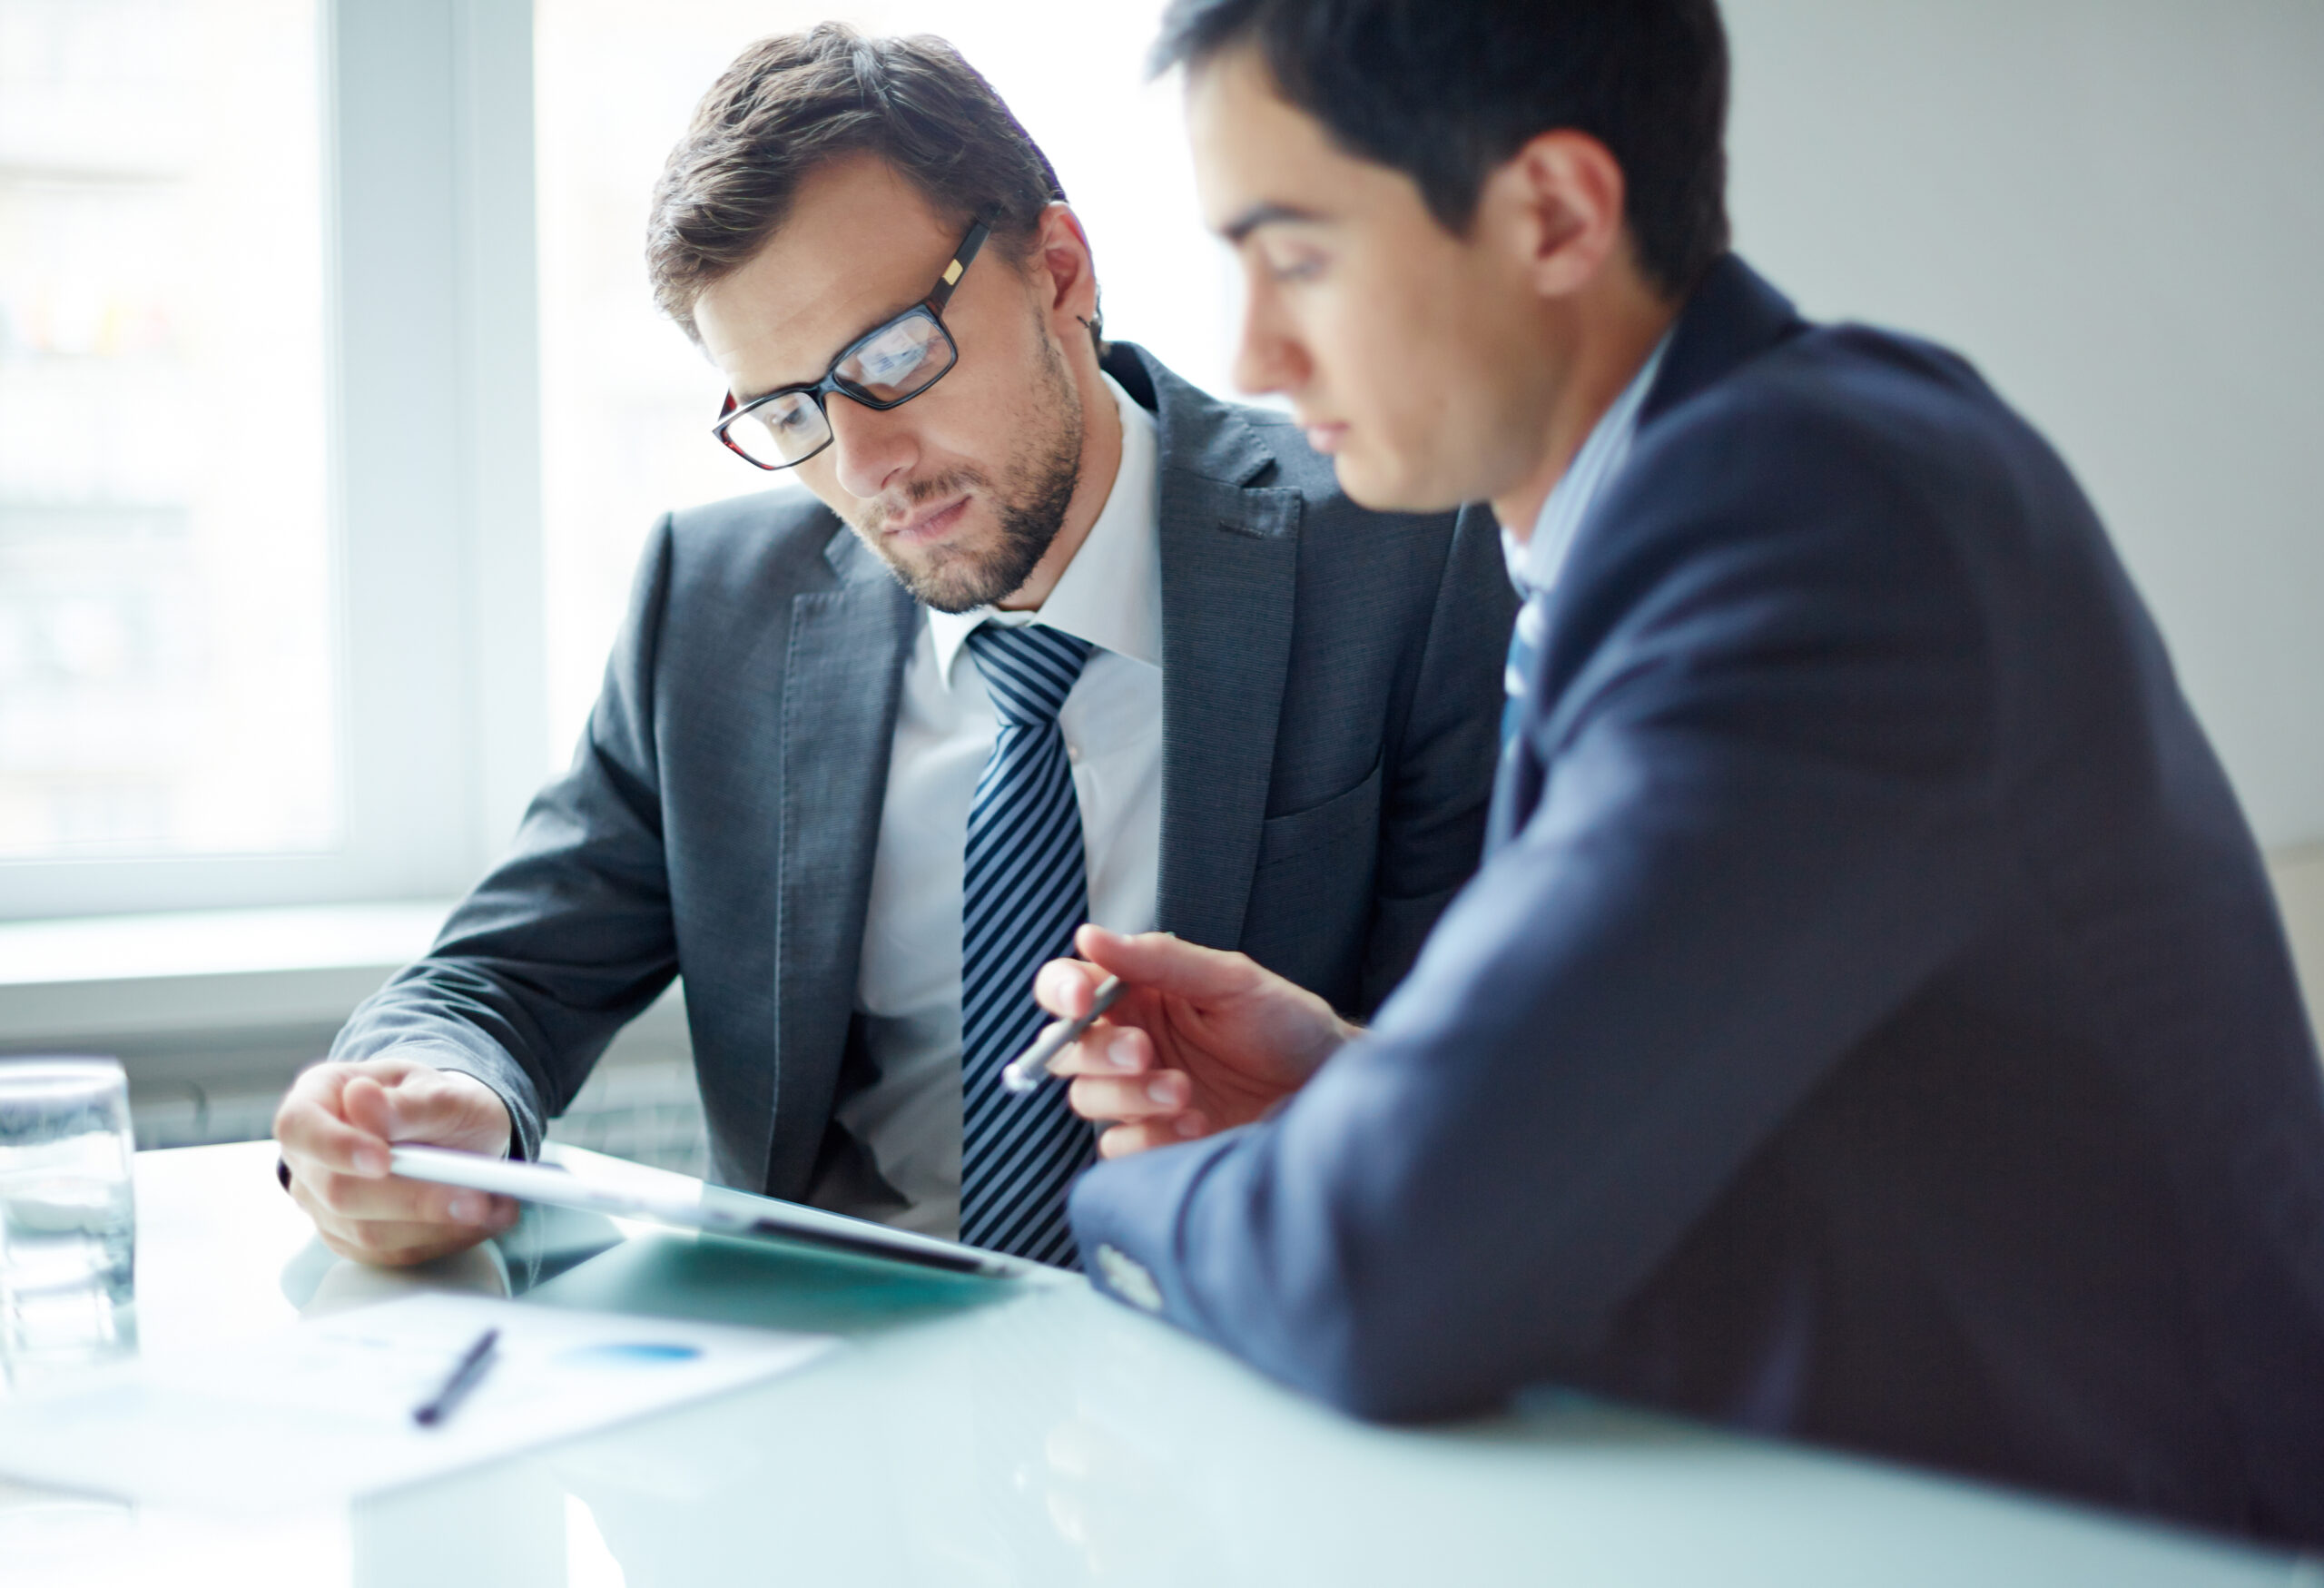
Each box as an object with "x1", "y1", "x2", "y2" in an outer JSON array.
[{"x1": 348, "y1": 1229, "x2": 1235, "y2": 1587}]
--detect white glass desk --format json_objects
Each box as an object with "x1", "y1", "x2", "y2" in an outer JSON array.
[{"x1": 5, "y1": 1140, "x2": 2312, "y2": 1587}]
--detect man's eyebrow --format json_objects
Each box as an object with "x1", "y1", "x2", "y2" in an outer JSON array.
[{"x1": 1220, "y1": 201, "x2": 1330, "y2": 245}]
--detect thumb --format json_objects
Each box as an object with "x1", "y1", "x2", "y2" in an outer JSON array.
[
  {"x1": 340, "y1": 1073, "x2": 398, "y2": 1147},
  {"x1": 345, "y1": 1069, "x2": 478, "y2": 1147},
  {"x1": 380, "y1": 1068, "x2": 499, "y2": 1144},
  {"x1": 1073, "y1": 925, "x2": 1256, "y2": 1001}
]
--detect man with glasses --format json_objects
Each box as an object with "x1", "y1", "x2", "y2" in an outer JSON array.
[
  {"x1": 1032, "y1": 0, "x2": 2324, "y2": 1551},
  {"x1": 270, "y1": 25, "x2": 1512, "y2": 1270}
]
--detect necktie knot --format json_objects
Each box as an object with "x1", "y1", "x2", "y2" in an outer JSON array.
[{"x1": 967, "y1": 623, "x2": 1091, "y2": 725}]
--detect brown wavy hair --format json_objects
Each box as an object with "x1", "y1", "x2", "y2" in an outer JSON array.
[{"x1": 647, "y1": 25, "x2": 1078, "y2": 344}]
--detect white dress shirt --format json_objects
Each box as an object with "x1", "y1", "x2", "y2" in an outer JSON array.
[{"x1": 832, "y1": 374, "x2": 1163, "y2": 1238}]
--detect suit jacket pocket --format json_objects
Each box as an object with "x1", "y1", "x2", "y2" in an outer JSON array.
[{"x1": 1256, "y1": 755, "x2": 1384, "y2": 870}]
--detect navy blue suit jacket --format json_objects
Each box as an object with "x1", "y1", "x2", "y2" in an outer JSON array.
[{"x1": 1069, "y1": 258, "x2": 2324, "y2": 1550}]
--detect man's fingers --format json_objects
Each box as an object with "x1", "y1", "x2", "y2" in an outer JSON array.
[
  {"x1": 1071, "y1": 925, "x2": 1256, "y2": 1001},
  {"x1": 275, "y1": 1057, "x2": 520, "y2": 1269},
  {"x1": 305, "y1": 1166, "x2": 443, "y2": 1222},
  {"x1": 340, "y1": 1069, "x2": 508, "y2": 1158},
  {"x1": 277, "y1": 1107, "x2": 389, "y2": 1178},
  {"x1": 340, "y1": 1073, "x2": 401, "y2": 1144},
  {"x1": 1098, "y1": 1114, "x2": 1209, "y2": 1159},
  {"x1": 1032, "y1": 957, "x2": 1110, "y2": 1021},
  {"x1": 288, "y1": 1155, "x2": 517, "y2": 1256},
  {"x1": 275, "y1": 1090, "x2": 390, "y2": 1178},
  {"x1": 386, "y1": 1069, "x2": 506, "y2": 1142},
  {"x1": 1044, "y1": 1021, "x2": 1153, "y2": 1078},
  {"x1": 295, "y1": 1166, "x2": 514, "y2": 1228},
  {"x1": 1067, "y1": 1070, "x2": 1190, "y2": 1123}
]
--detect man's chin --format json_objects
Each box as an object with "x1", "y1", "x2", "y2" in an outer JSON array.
[
  {"x1": 871, "y1": 538, "x2": 1015, "y2": 614},
  {"x1": 915, "y1": 581, "x2": 993, "y2": 616},
  {"x1": 1330, "y1": 449, "x2": 1462, "y2": 517}
]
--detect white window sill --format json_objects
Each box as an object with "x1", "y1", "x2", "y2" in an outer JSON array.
[
  {"x1": 0, "y1": 902, "x2": 697, "y2": 1158},
  {"x1": 0, "y1": 902, "x2": 458, "y2": 1045}
]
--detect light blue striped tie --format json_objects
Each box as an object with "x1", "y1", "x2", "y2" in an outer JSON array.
[
  {"x1": 959, "y1": 622, "x2": 1098, "y2": 1266},
  {"x1": 1502, "y1": 593, "x2": 1550, "y2": 755}
]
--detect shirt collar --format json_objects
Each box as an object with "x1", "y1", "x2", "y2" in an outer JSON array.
[
  {"x1": 927, "y1": 372, "x2": 1162, "y2": 686},
  {"x1": 1500, "y1": 330, "x2": 1675, "y2": 596}
]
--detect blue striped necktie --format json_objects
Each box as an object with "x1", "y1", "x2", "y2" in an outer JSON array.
[{"x1": 958, "y1": 621, "x2": 1098, "y2": 1266}]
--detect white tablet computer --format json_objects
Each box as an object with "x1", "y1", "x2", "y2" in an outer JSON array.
[{"x1": 388, "y1": 1145, "x2": 1034, "y2": 1280}]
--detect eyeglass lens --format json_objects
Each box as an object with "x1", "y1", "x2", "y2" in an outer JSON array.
[{"x1": 725, "y1": 308, "x2": 956, "y2": 468}]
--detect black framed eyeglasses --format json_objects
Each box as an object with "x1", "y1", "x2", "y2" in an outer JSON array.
[{"x1": 712, "y1": 218, "x2": 991, "y2": 470}]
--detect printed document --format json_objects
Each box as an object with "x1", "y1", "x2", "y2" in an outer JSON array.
[{"x1": 0, "y1": 1292, "x2": 836, "y2": 1508}]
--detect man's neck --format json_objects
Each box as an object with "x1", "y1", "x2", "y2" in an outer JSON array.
[
  {"x1": 1493, "y1": 281, "x2": 1678, "y2": 539},
  {"x1": 995, "y1": 361, "x2": 1127, "y2": 613}
]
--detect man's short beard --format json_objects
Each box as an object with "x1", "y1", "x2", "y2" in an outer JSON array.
[{"x1": 857, "y1": 330, "x2": 1085, "y2": 615}]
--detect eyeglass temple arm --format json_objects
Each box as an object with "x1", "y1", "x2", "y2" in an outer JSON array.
[{"x1": 926, "y1": 219, "x2": 992, "y2": 314}]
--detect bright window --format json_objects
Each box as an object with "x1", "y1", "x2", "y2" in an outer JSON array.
[{"x1": 0, "y1": 0, "x2": 334, "y2": 861}]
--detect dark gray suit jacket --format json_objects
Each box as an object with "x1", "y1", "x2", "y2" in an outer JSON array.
[{"x1": 332, "y1": 344, "x2": 1515, "y2": 1198}]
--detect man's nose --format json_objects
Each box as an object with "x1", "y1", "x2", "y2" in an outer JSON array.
[
  {"x1": 824, "y1": 396, "x2": 920, "y2": 501},
  {"x1": 1232, "y1": 286, "x2": 1311, "y2": 399}
]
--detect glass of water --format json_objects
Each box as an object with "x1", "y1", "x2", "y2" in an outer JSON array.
[{"x1": 0, "y1": 1059, "x2": 138, "y2": 1387}]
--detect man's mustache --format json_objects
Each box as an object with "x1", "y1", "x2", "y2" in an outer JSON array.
[{"x1": 853, "y1": 468, "x2": 990, "y2": 535}]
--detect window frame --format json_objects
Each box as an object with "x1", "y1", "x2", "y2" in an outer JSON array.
[{"x1": 0, "y1": 0, "x2": 547, "y2": 922}]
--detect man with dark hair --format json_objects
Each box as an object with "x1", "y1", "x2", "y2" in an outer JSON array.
[
  {"x1": 271, "y1": 25, "x2": 1512, "y2": 1271},
  {"x1": 1036, "y1": 0, "x2": 2324, "y2": 1549}
]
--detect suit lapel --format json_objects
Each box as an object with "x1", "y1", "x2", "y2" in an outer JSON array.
[
  {"x1": 765, "y1": 525, "x2": 915, "y2": 1197},
  {"x1": 1491, "y1": 253, "x2": 1807, "y2": 856},
  {"x1": 1136, "y1": 353, "x2": 1305, "y2": 950}
]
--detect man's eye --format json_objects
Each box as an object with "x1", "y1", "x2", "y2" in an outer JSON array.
[
  {"x1": 1265, "y1": 254, "x2": 1325, "y2": 285},
  {"x1": 762, "y1": 399, "x2": 816, "y2": 435}
]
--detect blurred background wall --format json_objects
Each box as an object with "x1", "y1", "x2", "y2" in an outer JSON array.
[
  {"x1": 1719, "y1": 0, "x2": 2324, "y2": 1031},
  {"x1": 1726, "y1": 0, "x2": 2324, "y2": 855}
]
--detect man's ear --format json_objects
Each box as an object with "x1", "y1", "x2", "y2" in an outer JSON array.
[
  {"x1": 1482, "y1": 130, "x2": 1629, "y2": 300},
  {"x1": 1031, "y1": 201, "x2": 1101, "y2": 325}
]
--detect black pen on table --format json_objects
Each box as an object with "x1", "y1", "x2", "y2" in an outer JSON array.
[{"x1": 412, "y1": 1327, "x2": 500, "y2": 1427}]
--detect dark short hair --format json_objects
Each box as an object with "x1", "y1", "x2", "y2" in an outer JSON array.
[
  {"x1": 1150, "y1": 0, "x2": 1730, "y2": 297},
  {"x1": 647, "y1": 25, "x2": 1076, "y2": 341}
]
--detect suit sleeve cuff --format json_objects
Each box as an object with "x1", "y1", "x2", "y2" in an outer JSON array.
[{"x1": 1069, "y1": 1127, "x2": 1250, "y2": 1335}]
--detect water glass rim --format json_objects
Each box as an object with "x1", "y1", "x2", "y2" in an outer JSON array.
[{"x1": 0, "y1": 1057, "x2": 125, "y2": 1096}]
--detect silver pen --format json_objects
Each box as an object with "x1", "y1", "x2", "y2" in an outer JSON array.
[{"x1": 1000, "y1": 975, "x2": 1125, "y2": 1094}]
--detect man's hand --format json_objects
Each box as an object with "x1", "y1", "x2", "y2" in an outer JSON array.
[
  {"x1": 1034, "y1": 926, "x2": 1354, "y2": 1159},
  {"x1": 273, "y1": 1056, "x2": 518, "y2": 1267}
]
